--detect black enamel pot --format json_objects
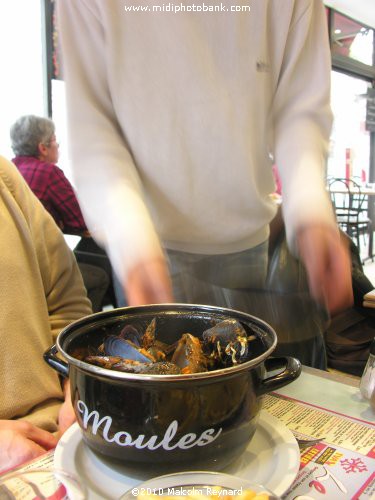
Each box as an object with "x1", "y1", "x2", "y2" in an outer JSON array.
[{"x1": 44, "y1": 304, "x2": 301, "y2": 472}]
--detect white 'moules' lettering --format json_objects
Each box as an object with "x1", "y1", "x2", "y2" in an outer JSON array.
[{"x1": 76, "y1": 400, "x2": 222, "y2": 450}]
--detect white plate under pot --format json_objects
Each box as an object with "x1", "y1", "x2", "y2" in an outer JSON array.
[{"x1": 54, "y1": 411, "x2": 300, "y2": 500}]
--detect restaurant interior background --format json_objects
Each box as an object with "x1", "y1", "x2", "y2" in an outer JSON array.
[{"x1": 0, "y1": 0, "x2": 374, "y2": 260}]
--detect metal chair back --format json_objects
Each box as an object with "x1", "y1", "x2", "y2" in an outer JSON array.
[{"x1": 328, "y1": 178, "x2": 371, "y2": 257}]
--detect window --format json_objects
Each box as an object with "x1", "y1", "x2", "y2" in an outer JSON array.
[
  {"x1": 0, "y1": 0, "x2": 45, "y2": 158},
  {"x1": 331, "y1": 12, "x2": 374, "y2": 67},
  {"x1": 328, "y1": 71, "x2": 371, "y2": 182}
]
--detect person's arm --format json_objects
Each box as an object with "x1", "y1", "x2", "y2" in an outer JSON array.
[
  {"x1": 272, "y1": 0, "x2": 352, "y2": 313},
  {"x1": 2, "y1": 158, "x2": 92, "y2": 335},
  {"x1": 56, "y1": 0, "x2": 172, "y2": 305},
  {"x1": 296, "y1": 224, "x2": 353, "y2": 314},
  {"x1": 31, "y1": 195, "x2": 91, "y2": 431},
  {"x1": 46, "y1": 165, "x2": 88, "y2": 236},
  {"x1": 273, "y1": 0, "x2": 334, "y2": 237},
  {"x1": 2, "y1": 158, "x2": 92, "y2": 441}
]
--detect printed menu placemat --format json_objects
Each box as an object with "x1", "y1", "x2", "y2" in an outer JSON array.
[{"x1": 264, "y1": 392, "x2": 375, "y2": 499}]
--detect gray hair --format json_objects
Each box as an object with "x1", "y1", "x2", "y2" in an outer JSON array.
[{"x1": 10, "y1": 115, "x2": 55, "y2": 157}]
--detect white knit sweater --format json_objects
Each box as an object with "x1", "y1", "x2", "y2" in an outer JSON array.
[{"x1": 57, "y1": 0, "x2": 336, "y2": 280}]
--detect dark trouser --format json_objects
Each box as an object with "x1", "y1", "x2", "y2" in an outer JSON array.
[
  {"x1": 74, "y1": 237, "x2": 126, "y2": 309},
  {"x1": 166, "y1": 240, "x2": 328, "y2": 370},
  {"x1": 78, "y1": 262, "x2": 110, "y2": 312},
  {"x1": 167, "y1": 241, "x2": 269, "y2": 305}
]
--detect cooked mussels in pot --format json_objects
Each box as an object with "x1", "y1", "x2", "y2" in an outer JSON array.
[
  {"x1": 71, "y1": 317, "x2": 258, "y2": 374},
  {"x1": 45, "y1": 304, "x2": 301, "y2": 470}
]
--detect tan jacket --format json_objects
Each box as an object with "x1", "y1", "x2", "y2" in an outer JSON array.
[{"x1": 0, "y1": 156, "x2": 92, "y2": 431}]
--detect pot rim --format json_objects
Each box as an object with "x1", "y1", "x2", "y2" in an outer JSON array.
[{"x1": 56, "y1": 303, "x2": 278, "y2": 382}]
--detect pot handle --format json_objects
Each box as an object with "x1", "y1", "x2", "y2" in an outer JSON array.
[
  {"x1": 257, "y1": 356, "x2": 301, "y2": 396},
  {"x1": 43, "y1": 344, "x2": 69, "y2": 378}
]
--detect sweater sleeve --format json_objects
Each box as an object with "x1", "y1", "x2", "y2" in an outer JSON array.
[
  {"x1": 0, "y1": 157, "x2": 92, "y2": 340},
  {"x1": 272, "y1": 0, "x2": 336, "y2": 252},
  {"x1": 56, "y1": 0, "x2": 164, "y2": 282}
]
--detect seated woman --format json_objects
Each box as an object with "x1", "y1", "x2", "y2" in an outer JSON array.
[
  {"x1": 10, "y1": 115, "x2": 88, "y2": 236},
  {"x1": 9, "y1": 114, "x2": 111, "y2": 312},
  {"x1": 0, "y1": 156, "x2": 92, "y2": 473}
]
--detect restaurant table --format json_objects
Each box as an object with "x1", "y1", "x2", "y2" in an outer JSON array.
[
  {"x1": 266, "y1": 366, "x2": 374, "y2": 499},
  {"x1": 277, "y1": 365, "x2": 373, "y2": 422},
  {"x1": 1, "y1": 366, "x2": 374, "y2": 499}
]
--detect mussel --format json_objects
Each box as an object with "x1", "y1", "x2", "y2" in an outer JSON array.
[
  {"x1": 202, "y1": 319, "x2": 255, "y2": 366},
  {"x1": 118, "y1": 324, "x2": 142, "y2": 346},
  {"x1": 80, "y1": 317, "x2": 257, "y2": 375},
  {"x1": 104, "y1": 335, "x2": 155, "y2": 363},
  {"x1": 171, "y1": 333, "x2": 208, "y2": 374},
  {"x1": 85, "y1": 357, "x2": 181, "y2": 375}
]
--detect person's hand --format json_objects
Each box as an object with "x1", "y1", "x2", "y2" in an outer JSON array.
[
  {"x1": 125, "y1": 256, "x2": 174, "y2": 306},
  {"x1": 296, "y1": 224, "x2": 353, "y2": 315},
  {"x1": 0, "y1": 420, "x2": 57, "y2": 473},
  {"x1": 57, "y1": 380, "x2": 76, "y2": 437}
]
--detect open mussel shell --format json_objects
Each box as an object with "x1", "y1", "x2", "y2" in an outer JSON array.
[
  {"x1": 118, "y1": 324, "x2": 142, "y2": 346},
  {"x1": 171, "y1": 333, "x2": 209, "y2": 374},
  {"x1": 104, "y1": 335, "x2": 154, "y2": 363},
  {"x1": 202, "y1": 318, "x2": 253, "y2": 365},
  {"x1": 88, "y1": 317, "x2": 256, "y2": 375},
  {"x1": 202, "y1": 319, "x2": 247, "y2": 344}
]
